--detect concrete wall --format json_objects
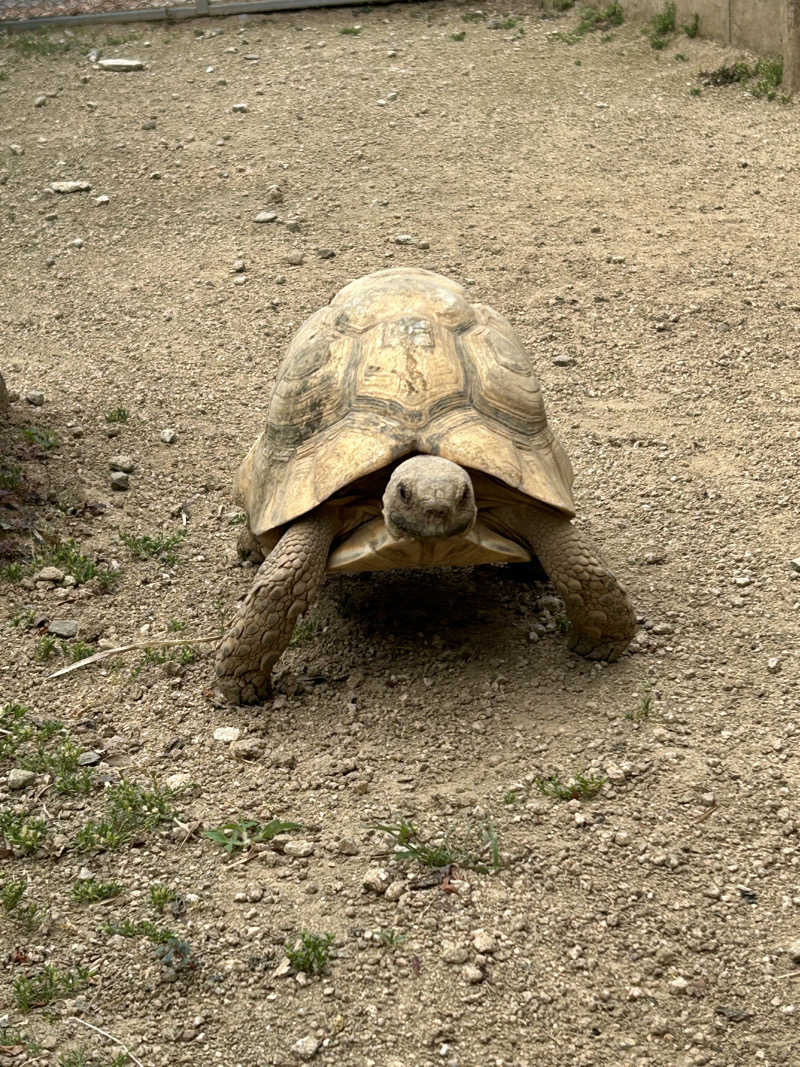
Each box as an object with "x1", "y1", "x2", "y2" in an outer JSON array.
[{"x1": 621, "y1": 0, "x2": 783, "y2": 56}]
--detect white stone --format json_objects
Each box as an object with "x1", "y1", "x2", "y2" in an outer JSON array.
[
  {"x1": 213, "y1": 726, "x2": 241, "y2": 743},
  {"x1": 291, "y1": 1036, "x2": 319, "y2": 1061},
  {"x1": 97, "y1": 58, "x2": 144, "y2": 72},
  {"x1": 49, "y1": 181, "x2": 91, "y2": 194}
]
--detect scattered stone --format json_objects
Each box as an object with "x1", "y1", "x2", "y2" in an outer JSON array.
[
  {"x1": 97, "y1": 58, "x2": 144, "y2": 72},
  {"x1": 109, "y1": 455, "x2": 136, "y2": 473},
  {"x1": 651, "y1": 622, "x2": 674, "y2": 635},
  {"x1": 291, "y1": 1036, "x2": 319, "y2": 1061},
  {"x1": 70, "y1": 238, "x2": 84, "y2": 249},
  {"x1": 110, "y1": 471, "x2": 129, "y2": 491},
  {"x1": 232, "y1": 259, "x2": 246, "y2": 273},
  {"x1": 767, "y1": 657, "x2": 781, "y2": 674},
  {"x1": 442, "y1": 943, "x2": 469, "y2": 965},
  {"x1": 230, "y1": 736, "x2": 266, "y2": 760},
  {"x1": 254, "y1": 211, "x2": 278, "y2": 224},
  {"x1": 141, "y1": 119, "x2": 157, "y2": 130},
  {"x1": 77, "y1": 750, "x2": 103, "y2": 766},
  {"x1": 8, "y1": 768, "x2": 37, "y2": 791},
  {"x1": 213, "y1": 726, "x2": 241, "y2": 743},
  {"x1": 266, "y1": 184, "x2": 283, "y2": 203},
  {"x1": 35, "y1": 566, "x2": 64, "y2": 583},
  {"x1": 34, "y1": 95, "x2": 47, "y2": 108},
  {"x1": 553, "y1": 355, "x2": 575, "y2": 367},
  {"x1": 167, "y1": 772, "x2": 193, "y2": 791},
  {"x1": 160, "y1": 428, "x2": 178, "y2": 444},
  {"x1": 790, "y1": 558, "x2": 800, "y2": 574},
  {"x1": 48, "y1": 619, "x2": 78, "y2": 638},
  {"x1": 287, "y1": 251, "x2": 304, "y2": 266},
  {"x1": 284, "y1": 839, "x2": 314, "y2": 858},
  {"x1": 94, "y1": 195, "x2": 110, "y2": 206},
  {"x1": 25, "y1": 391, "x2": 45, "y2": 406},
  {"x1": 337, "y1": 837, "x2": 359, "y2": 855},
  {"x1": 316, "y1": 248, "x2": 335, "y2": 259},
  {"x1": 384, "y1": 879, "x2": 406, "y2": 901},
  {"x1": 232, "y1": 103, "x2": 249, "y2": 113},
  {"x1": 461, "y1": 963, "x2": 484, "y2": 984},
  {"x1": 49, "y1": 181, "x2": 91, "y2": 194},
  {"x1": 272, "y1": 956, "x2": 293, "y2": 978},
  {"x1": 472, "y1": 930, "x2": 496, "y2": 954},
  {"x1": 644, "y1": 551, "x2": 666, "y2": 565},
  {"x1": 285, "y1": 217, "x2": 301, "y2": 232},
  {"x1": 788, "y1": 938, "x2": 800, "y2": 964},
  {"x1": 362, "y1": 866, "x2": 390, "y2": 894},
  {"x1": 669, "y1": 976, "x2": 689, "y2": 995},
  {"x1": 394, "y1": 234, "x2": 414, "y2": 245}
]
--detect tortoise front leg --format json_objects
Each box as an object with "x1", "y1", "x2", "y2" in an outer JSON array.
[
  {"x1": 215, "y1": 509, "x2": 340, "y2": 704},
  {"x1": 498, "y1": 505, "x2": 636, "y2": 662}
]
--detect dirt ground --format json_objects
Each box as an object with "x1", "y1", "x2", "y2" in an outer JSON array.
[{"x1": 1, "y1": 2, "x2": 799, "y2": 1065}]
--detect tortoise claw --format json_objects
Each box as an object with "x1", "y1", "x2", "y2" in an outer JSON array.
[{"x1": 567, "y1": 631, "x2": 629, "y2": 663}]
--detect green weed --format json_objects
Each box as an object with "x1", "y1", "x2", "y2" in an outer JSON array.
[
  {"x1": 204, "y1": 817, "x2": 300, "y2": 855},
  {"x1": 561, "y1": 2, "x2": 623, "y2": 41},
  {"x1": 2, "y1": 32, "x2": 78, "y2": 58},
  {"x1": 119, "y1": 530, "x2": 184, "y2": 565},
  {"x1": 682, "y1": 12, "x2": 699, "y2": 37},
  {"x1": 535, "y1": 772, "x2": 606, "y2": 801},
  {"x1": 378, "y1": 928, "x2": 407, "y2": 950},
  {"x1": 0, "y1": 461, "x2": 22, "y2": 489},
  {"x1": 627, "y1": 686, "x2": 654, "y2": 722},
  {"x1": 105, "y1": 407, "x2": 129, "y2": 424},
  {"x1": 103, "y1": 918, "x2": 177, "y2": 944},
  {"x1": 10, "y1": 609, "x2": 36, "y2": 629},
  {"x1": 375, "y1": 817, "x2": 501, "y2": 873},
  {"x1": 0, "y1": 879, "x2": 44, "y2": 930},
  {"x1": 69, "y1": 640, "x2": 95, "y2": 663},
  {"x1": 22, "y1": 426, "x2": 59, "y2": 451},
  {"x1": 699, "y1": 57, "x2": 784, "y2": 100},
  {"x1": 34, "y1": 539, "x2": 98, "y2": 584},
  {"x1": 461, "y1": 11, "x2": 486, "y2": 22},
  {"x1": 71, "y1": 878, "x2": 122, "y2": 903},
  {"x1": 149, "y1": 884, "x2": 177, "y2": 913},
  {"x1": 0, "y1": 562, "x2": 24, "y2": 582},
  {"x1": 450, "y1": 31, "x2": 466, "y2": 41},
  {"x1": 13, "y1": 964, "x2": 91, "y2": 1013},
  {"x1": 34, "y1": 635, "x2": 59, "y2": 661},
  {"x1": 339, "y1": 25, "x2": 361, "y2": 35},
  {"x1": 0, "y1": 810, "x2": 48, "y2": 854},
  {"x1": 286, "y1": 931, "x2": 333, "y2": 975},
  {"x1": 647, "y1": 0, "x2": 675, "y2": 48},
  {"x1": 166, "y1": 618, "x2": 185, "y2": 632},
  {"x1": 74, "y1": 778, "x2": 176, "y2": 852}
]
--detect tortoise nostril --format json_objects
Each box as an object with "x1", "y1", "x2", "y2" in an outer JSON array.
[{"x1": 425, "y1": 505, "x2": 450, "y2": 522}]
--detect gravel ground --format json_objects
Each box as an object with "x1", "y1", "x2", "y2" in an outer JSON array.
[{"x1": 1, "y1": 4, "x2": 799, "y2": 1066}]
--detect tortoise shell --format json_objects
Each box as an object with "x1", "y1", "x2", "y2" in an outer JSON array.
[{"x1": 236, "y1": 267, "x2": 575, "y2": 536}]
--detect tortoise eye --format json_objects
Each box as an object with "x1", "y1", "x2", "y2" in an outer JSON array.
[{"x1": 398, "y1": 482, "x2": 411, "y2": 504}]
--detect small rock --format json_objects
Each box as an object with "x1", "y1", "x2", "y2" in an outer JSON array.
[
  {"x1": 316, "y1": 248, "x2": 335, "y2": 259},
  {"x1": 767, "y1": 657, "x2": 781, "y2": 674},
  {"x1": 651, "y1": 622, "x2": 674, "y2": 636},
  {"x1": 284, "y1": 839, "x2": 314, "y2": 858},
  {"x1": 461, "y1": 963, "x2": 484, "y2": 984},
  {"x1": 35, "y1": 566, "x2": 64, "y2": 583},
  {"x1": 669, "y1": 976, "x2": 689, "y2": 995},
  {"x1": 110, "y1": 471, "x2": 129, "y2": 491},
  {"x1": 97, "y1": 58, "x2": 144, "y2": 71},
  {"x1": 230, "y1": 736, "x2": 266, "y2": 760},
  {"x1": 160, "y1": 428, "x2": 178, "y2": 444},
  {"x1": 384, "y1": 879, "x2": 406, "y2": 901},
  {"x1": 285, "y1": 217, "x2": 301, "y2": 233},
  {"x1": 25, "y1": 391, "x2": 45, "y2": 406},
  {"x1": 442, "y1": 943, "x2": 469, "y2": 965},
  {"x1": 49, "y1": 181, "x2": 91, "y2": 194},
  {"x1": 699, "y1": 792, "x2": 716, "y2": 807},
  {"x1": 291, "y1": 1036, "x2": 319, "y2": 1061},
  {"x1": 362, "y1": 866, "x2": 390, "y2": 894},
  {"x1": 109, "y1": 454, "x2": 136, "y2": 473},
  {"x1": 141, "y1": 119, "x2": 156, "y2": 130},
  {"x1": 232, "y1": 103, "x2": 248, "y2": 113},
  {"x1": 337, "y1": 837, "x2": 359, "y2": 856},
  {"x1": 48, "y1": 619, "x2": 78, "y2": 638},
  {"x1": 8, "y1": 768, "x2": 37, "y2": 790},
  {"x1": 34, "y1": 95, "x2": 47, "y2": 108},
  {"x1": 77, "y1": 750, "x2": 102, "y2": 766},
  {"x1": 272, "y1": 956, "x2": 293, "y2": 978},
  {"x1": 232, "y1": 259, "x2": 246, "y2": 273},
  {"x1": 553, "y1": 355, "x2": 575, "y2": 367},
  {"x1": 287, "y1": 251, "x2": 304, "y2": 266},
  {"x1": 787, "y1": 938, "x2": 800, "y2": 964},
  {"x1": 266, "y1": 185, "x2": 283, "y2": 203},
  {"x1": 394, "y1": 234, "x2": 414, "y2": 245},
  {"x1": 94, "y1": 195, "x2": 110, "y2": 205},
  {"x1": 213, "y1": 726, "x2": 241, "y2": 743},
  {"x1": 790, "y1": 558, "x2": 800, "y2": 574},
  {"x1": 254, "y1": 211, "x2": 278, "y2": 224},
  {"x1": 472, "y1": 930, "x2": 496, "y2": 954},
  {"x1": 167, "y1": 772, "x2": 193, "y2": 790}
]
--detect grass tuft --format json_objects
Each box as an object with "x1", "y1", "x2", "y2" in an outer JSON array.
[
  {"x1": 375, "y1": 817, "x2": 501, "y2": 872},
  {"x1": 71, "y1": 878, "x2": 123, "y2": 903},
  {"x1": 74, "y1": 778, "x2": 176, "y2": 852},
  {"x1": 13, "y1": 964, "x2": 91, "y2": 1013},
  {"x1": 119, "y1": 530, "x2": 185, "y2": 565},
  {"x1": 205, "y1": 817, "x2": 301, "y2": 855},
  {"x1": 535, "y1": 772, "x2": 606, "y2": 801},
  {"x1": 286, "y1": 931, "x2": 333, "y2": 975}
]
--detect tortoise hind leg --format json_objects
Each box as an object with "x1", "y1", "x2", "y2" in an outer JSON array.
[
  {"x1": 216, "y1": 510, "x2": 340, "y2": 704},
  {"x1": 498, "y1": 505, "x2": 636, "y2": 662}
]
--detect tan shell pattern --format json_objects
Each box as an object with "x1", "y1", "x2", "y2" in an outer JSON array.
[{"x1": 236, "y1": 267, "x2": 576, "y2": 535}]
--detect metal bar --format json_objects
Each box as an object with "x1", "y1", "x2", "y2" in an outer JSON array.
[{"x1": 2, "y1": 0, "x2": 388, "y2": 31}]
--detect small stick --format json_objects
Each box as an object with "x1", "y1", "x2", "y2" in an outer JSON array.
[
  {"x1": 67, "y1": 1016, "x2": 144, "y2": 1067},
  {"x1": 770, "y1": 970, "x2": 800, "y2": 980},
  {"x1": 47, "y1": 635, "x2": 220, "y2": 679}
]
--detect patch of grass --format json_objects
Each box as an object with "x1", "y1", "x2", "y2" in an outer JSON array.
[
  {"x1": 0, "y1": 562, "x2": 24, "y2": 582},
  {"x1": 289, "y1": 618, "x2": 316, "y2": 647},
  {"x1": 103, "y1": 918, "x2": 177, "y2": 944},
  {"x1": 95, "y1": 568, "x2": 122, "y2": 592},
  {"x1": 167, "y1": 618, "x2": 185, "y2": 632},
  {"x1": 339, "y1": 25, "x2": 361, "y2": 35},
  {"x1": 647, "y1": 0, "x2": 675, "y2": 48},
  {"x1": 689, "y1": 86, "x2": 701, "y2": 96},
  {"x1": 674, "y1": 52, "x2": 687, "y2": 61},
  {"x1": 560, "y1": 2, "x2": 623, "y2": 41},
  {"x1": 491, "y1": 16, "x2": 520, "y2": 29},
  {"x1": 22, "y1": 426, "x2": 59, "y2": 451},
  {"x1": 71, "y1": 878, "x2": 122, "y2": 903},
  {"x1": 10, "y1": 609, "x2": 36, "y2": 629},
  {"x1": 227, "y1": 512, "x2": 247, "y2": 526},
  {"x1": 105, "y1": 407, "x2": 129, "y2": 424},
  {"x1": 0, "y1": 461, "x2": 22, "y2": 489},
  {"x1": 286, "y1": 931, "x2": 333, "y2": 976},
  {"x1": 378, "y1": 928, "x2": 407, "y2": 950},
  {"x1": 1, "y1": 878, "x2": 27, "y2": 912},
  {"x1": 375, "y1": 817, "x2": 501, "y2": 873},
  {"x1": 699, "y1": 57, "x2": 784, "y2": 100},
  {"x1": 59, "y1": 1052, "x2": 91, "y2": 1067},
  {"x1": 13, "y1": 964, "x2": 91, "y2": 1013},
  {"x1": 34, "y1": 635, "x2": 59, "y2": 661},
  {"x1": 450, "y1": 31, "x2": 466, "y2": 41},
  {"x1": 204, "y1": 817, "x2": 301, "y2": 855},
  {"x1": 461, "y1": 11, "x2": 486, "y2": 22},
  {"x1": 34, "y1": 539, "x2": 98, "y2": 584},
  {"x1": 2, "y1": 31, "x2": 78, "y2": 58},
  {"x1": 0, "y1": 810, "x2": 48, "y2": 855},
  {"x1": 682, "y1": 12, "x2": 699, "y2": 37},
  {"x1": 535, "y1": 772, "x2": 606, "y2": 801},
  {"x1": 68, "y1": 640, "x2": 95, "y2": 663},
  {"x1": 503, "y1": 789, "x2": 521, "y2": 805},
  {"x1": 21, "y1": 734, "x2": 94, "y2": 795},
  {"x1": 149, "y1": 884, "x2": 177, "y2": 913},
  {"x1": 627, "y1": 686, "x2": 654, "y2": 722},
  {"x1": 119, "y1": 530, "x2": 185, "y2": 565},
  {"x1": 0, "y1": 878, "x2": 44, "y2": 931},
  {"x1": 74, "y1": 778, "x2": 176, "y2": 852}
]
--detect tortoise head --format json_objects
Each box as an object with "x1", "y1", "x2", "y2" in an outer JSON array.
[{"x1": 382, "y1": 455, "x2": 477, "y2": 542}]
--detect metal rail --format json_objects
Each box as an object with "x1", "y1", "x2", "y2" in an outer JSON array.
[{"x1": 3, "y1": 0, "x2": 390, "y2": 31}]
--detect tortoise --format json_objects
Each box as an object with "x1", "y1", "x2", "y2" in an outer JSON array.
[{"x1": 215, "y1": 267, "x2": 636, "y2": 704}]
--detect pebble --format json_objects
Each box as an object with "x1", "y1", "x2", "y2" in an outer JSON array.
[
  {"x1": 34, "y1": 95, "x2": 47, "y2": 108},
  {"x1": 316, "y1": 248, "x2": 335, "y2": 259},
  {"x1": 232, "y1": 259, "x2": 246, "y2": 273},
  {"x1": 213, "y1": 727, "x2": 241, "y2": 743},
  {"x1": 790, "y1": 558, "x2": 800, "y2": 574},
  {"x1": 384, "y1": 879, "x2": 406, "y2": 901},
  {"x1": 284, "y1": 839, "x2": 314, "y2": 858},
  {"x1": 230, "y1": 736, "x2": 266, "y2": 760},
  {"x1": 788, "y1": 938, "x2": 800, "y2": 964},
  {"x1": 394, "y1": 234, "x2": 414, "y2": 245},
  {"x1": 553, "y1": 355, "x2": 576, "y2": 367},
  {"x1": 110, "y1": 471, "x2": 129, "y2": 491},
  {"x1": 109, "y1": 455, "x2": 136, "y2": 473},
  {"x1": 266, "y1": 184, "x2": 283, "y2": 203},
  {"x1": 461, "y1": 963, "x2": 484, "y2": 984},
  {"x1": 8, "y1": 768, "x2": 37, "y2": 790},
  {"x1": 669, "y1": 976, "x2": 689, "y2": 994},
  {"x1": 362, "y1": 866, "x2": 390, "y2": 894},
  {"x1": 287, "y1": 251, "x2": 304, "y2": 266},
  {"x1": 442, "y1": 943, "x2": 469, "y2": 965},
  {"x1": 97, "y1": 58, "x2": 144, "y2": 71},
  {"x1": 472, "y1": 930, "x2": 496, "y2": 954},
  {"x1": 291, "y1": 1036, "x2": 319, "y2": 1061},
  {"x1": 285, "y1": 217, "x2": 301, "y2": 232},
  {"x1": 767, "y1": 657, "x2": 781, "y2": 674},
  {"x1": 254, "y1": 211, "x2": 278, "y2": 224},
  {"x1": 49, "y1": 181, "x2": 91, "y2": 194},
  {"x1": 232, "y1": 103, "x2": 249, "y2": 113},
  {"x1": 337, "y1": 837, "x2": 359, "y2": 855},
  {"x1": 48, "y1": 619, "x2": 78, "y2": 638},
  {"x1": 25, "y1": 390, "x2": 45, "y2": 406},
  {"x1": 78, "y1": 750, "x2": 102, "y2": 766},
  {"x1": 167, "y1": 772, "x2": 193, "y2": 790},
  {"x1": 651, "y1": 622, "x2": 674, "y2": 635},
  {"x1": 35, "y1": 566, "x2": 64, "y2": 582},
  {"x1": 160, "y1": 428, "x2": 178, "y2": 444},
  {"x1": 95, "y1": 195, "x2": 110, "y2": 205}
]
